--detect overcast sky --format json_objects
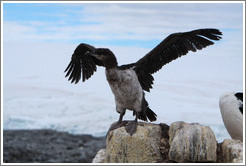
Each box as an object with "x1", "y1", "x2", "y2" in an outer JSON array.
[{"x1": 2, "y1": 2, "x2": 244, "y2": 52}]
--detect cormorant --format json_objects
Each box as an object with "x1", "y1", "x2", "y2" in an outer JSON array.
[
  {"x1": 65, "y1": 28, "x2": 222, "y2": 135},
  {"x1": 219, "y1": 92, "x2": 243, "y2": 141}
]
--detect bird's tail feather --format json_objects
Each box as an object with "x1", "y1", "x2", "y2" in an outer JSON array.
[
  {"x1": 136, "y1": 93, "x2": 157, "y2": 122},
  {"x1": 145, "y1": 107, "x2": 157, "y2": 122},
  {"x1": 136, "y1": 107, "x2": 157, "y2": 122}
]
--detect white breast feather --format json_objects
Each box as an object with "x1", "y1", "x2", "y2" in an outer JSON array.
[{"x1": 106, "y1": 68, "x2": 143, "y2": 112}]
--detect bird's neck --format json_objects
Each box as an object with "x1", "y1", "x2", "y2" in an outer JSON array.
[{"x1": 104, "y1": 56, "x2": 118, "y2": 69}]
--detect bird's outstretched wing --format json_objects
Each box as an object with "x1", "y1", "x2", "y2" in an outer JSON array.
[
  {"x1": 64, "y1": 43, "x2": 104, "y2": 83},
  {"x1": 133, "y1": 28, "x2": 222, "y2": 92}
]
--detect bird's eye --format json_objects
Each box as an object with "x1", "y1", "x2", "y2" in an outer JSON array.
[{"x1": 85, "y1": 51, "x2": 90, "y2": 55}]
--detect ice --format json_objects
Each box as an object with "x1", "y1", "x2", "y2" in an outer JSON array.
[{"x1": 3, "y1": 41, "x2": 243, "y2": 142}]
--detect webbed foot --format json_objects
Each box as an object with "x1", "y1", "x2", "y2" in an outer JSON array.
[
  {"x1": 125, "y1": 120, "x2": 138, "y2": 136},
  {"x1": 106, "y1": 121, "x2": 128, "y2": 136}
]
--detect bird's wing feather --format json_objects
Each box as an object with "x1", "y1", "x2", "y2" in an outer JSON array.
[
  {"x1": 119, "y1": 63, "x2": 154, "y2": 92},
  {"x1": 133, "y1": 28, "x2": 222, "y2": 92},
  {"x1": 64, "y1": 43, "x2": 104, "y2": 83}
]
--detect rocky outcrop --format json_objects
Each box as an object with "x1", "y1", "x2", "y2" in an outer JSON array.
[
  {"x1": 93, "y1": 121, "x2": 243, "y2": 163},
  {"x1": 104, "y1": 122, "x2": 166, "y2": 162},
  {"x1": 217, "y1": 139, "x2": 243, "y2": 163},
  {"x1": 169, "y1": 122, "x2": 217, "y2": 162}
]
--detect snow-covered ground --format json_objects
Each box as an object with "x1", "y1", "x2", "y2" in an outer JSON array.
[{"x1": 2, "y1": 41, "x2": 243, "y2": 142}]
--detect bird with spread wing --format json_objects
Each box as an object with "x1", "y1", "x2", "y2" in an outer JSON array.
[{"x1": 65, "y1": 29, "x2": 222, "y2": 135}]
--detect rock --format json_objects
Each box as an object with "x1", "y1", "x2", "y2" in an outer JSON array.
[
  {"x1": 104, "y1": 122, "x2": 165, "y2": 163},
  {"x1": 159, "y1": 123, "x2": 170, "y2": 162},
  {"x1": 219, "y1": 139, "x2": 243, "y2": 163},
  {"x1": 95, "y1": 122, "x2": 243, "y2": 163},
  {"x1": 3, "y1": 129, "x2": 106, "y2": 163},
  {"x1": 168, "y1": 121, "x2": 217, "y2": 162},
  {"x1": 92, "y1": 149, "x2": 106, "y2": 163}
]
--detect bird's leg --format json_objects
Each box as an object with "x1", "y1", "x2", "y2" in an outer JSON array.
[
  {"x1": 117, "y1": 110, "x2": 124, "y2": 124},
  {"x1": 107, "y1": 109, "x2": 127, "y2": 136},
  {"x1": 125, "y1": 112, "x2": 138, "y2": 136}
]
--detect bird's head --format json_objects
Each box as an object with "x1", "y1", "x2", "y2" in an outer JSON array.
[{"x1": 89, "y1": 48, "x2": 118, "y2": 69}]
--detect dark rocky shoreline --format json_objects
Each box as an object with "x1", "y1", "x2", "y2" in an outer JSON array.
[{"x1": 3, "y1": 129, "x2": 106, "y2": 163}]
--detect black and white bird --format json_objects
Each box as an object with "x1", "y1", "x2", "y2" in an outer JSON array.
[
  {"x1": 219, "y1": 92, "x2": 243, "y2": 141},
  {"x1": 65, "y1": 28, "x2": 222, "y2": 135}
]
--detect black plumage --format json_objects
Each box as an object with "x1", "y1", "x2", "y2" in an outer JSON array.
[
  {"x1": 235, "y1": 92, "x2": 243, "y2": 114},
  {"x1": 65, "y1": 29, "x2": 222, "y2": 91},
  {"x1": 132, "y1": 29, "x2": 222, "y2": 91},
  {"x1": 64, "y1": 43, "x2": 103, "y2": 83}
]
